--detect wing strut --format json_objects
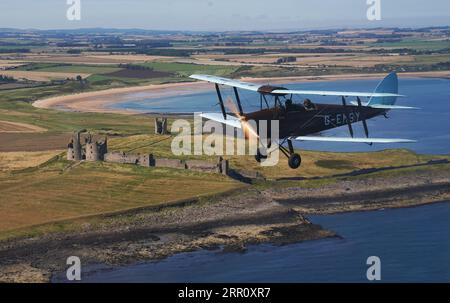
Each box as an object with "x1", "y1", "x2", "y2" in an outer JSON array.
[
  {"x1": 233, "y1": 87, "x2": 244, "y2": 116},
  {"x1": 341, "y1": 96, "x2": 354, "y2": 138},
  {"x1": 357, "y1": 97, "x2": 370, "y2": 138},
  {"x1": 215, "y1": 83, "x2": 227, "y2": 120}
]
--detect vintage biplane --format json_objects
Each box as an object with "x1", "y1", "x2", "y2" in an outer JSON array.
[{"x1": 190, "y1": 72, "x2": 417, "y2": 169}]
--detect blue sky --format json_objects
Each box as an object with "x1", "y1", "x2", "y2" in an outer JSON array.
[{"x1": 0, "y1": 0, "x2": 449, "y2": 31}]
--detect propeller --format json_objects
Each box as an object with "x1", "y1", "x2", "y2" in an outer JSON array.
[{"x1": 224, "y1": 97, "x2": 259, "y2": 140}]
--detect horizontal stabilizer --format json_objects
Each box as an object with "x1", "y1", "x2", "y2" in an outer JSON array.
[
  {"x1": 198, "y1": 113, "x2": 242, "y2": 129},
  {"x1": 294, "y1": 136, "x2": 416, "y2": 144},
  {"x1": 367, "y1": 104, "x2": 419, "y2": 110}
]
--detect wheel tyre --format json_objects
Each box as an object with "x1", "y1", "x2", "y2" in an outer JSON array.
[
  {"x1": 288, "y1": 153, "x2": 302, "y2": 169},
  {"x1": 255, "y1": 154, "x2": 262, "y2": 163},
  {"x1": 255, "y1": 148, "x2": 268, "y2": 163}
]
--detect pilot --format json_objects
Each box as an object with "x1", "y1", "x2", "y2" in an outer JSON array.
[{"x1": 303, "y1": 98, "x2": 316, "y2": 110}]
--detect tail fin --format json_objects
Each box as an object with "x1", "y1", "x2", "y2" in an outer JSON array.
[{"x1": 367, "y1": 72, "x2": 399, "y2": 106}]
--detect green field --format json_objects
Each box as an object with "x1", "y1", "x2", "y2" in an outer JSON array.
[
  {"x1": 17, "y1": 63, "x2": 121, "y2": 74},
  {"x1": 0, "y1": 157, "x2": 242, "y2": 238},
  {"x1": 139, "y1": 62, "x2": 239, "y2": 77},
  {"x1": 0, "y1": 102, "x2": 158, "y2": 135},
  {"x1": 371, "y1": 39, "x2": 450, "y2": 51}
]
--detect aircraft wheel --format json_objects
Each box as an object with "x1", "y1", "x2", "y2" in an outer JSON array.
[{"x1": 288, "y1": 153, "x2": 302, "y2": 169}]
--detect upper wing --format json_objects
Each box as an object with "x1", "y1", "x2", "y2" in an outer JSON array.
[
  {"x1": 271, "y1": 89, "x2": 405, "y2": 98},
  {"x1": 190, "y1": 74, "x2": 405, "y2": 98},
  {"x1": 190, "y1": 74, "x2": 261, "y2": 92},
  {"x1": 294, "y1": 136, "x2": 416, "y2": 144}
]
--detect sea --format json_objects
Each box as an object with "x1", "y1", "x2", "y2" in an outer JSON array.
[{"x1": 74, "y1": 201, "x2": 450, "y2": 283}]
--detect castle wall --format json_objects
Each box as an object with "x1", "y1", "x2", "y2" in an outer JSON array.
[
  {"x1": 67, "y1": 148, "x2": 75, "y2": 161},
  {"x1": 220, "y1": 159, "x2": 229, "y2": 175},
  {"x1": 153, "y1": 158, "x2": 186, "y2": 169},
  {"x1": 104, "y1": 152, "x2": 151, "y2": 167},
  {"x1": 103, "y1": 152, "x2": 226, "y2": 173},
  {"x1": 67, "y1": 133, "x2": 228, "y2": 175},
  {"x1": 185, "y1": 159, "x2": 219, "y2": 173}
]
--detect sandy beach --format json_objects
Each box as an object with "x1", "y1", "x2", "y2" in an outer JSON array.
[{"x1": 32, "y1": 71, "x2": 450, "y2": 114}]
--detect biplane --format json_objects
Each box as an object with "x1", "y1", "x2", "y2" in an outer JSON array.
[{"x1": 190, "y1": 72, "x2": 417, "y2": 169}]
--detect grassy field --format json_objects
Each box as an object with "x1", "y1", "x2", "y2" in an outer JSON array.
[
  {"x1": 107, "y1": 134, "x2": 450, "y2": 179},
  {"x1": 0, "y1": 132, "x2": 448, "y2": 239},
  {"x1": 370, "y1": 39, "x2": 450, "y2": 51},
  {"x1": 30, "y1": 65, "x2": 121, "y2": 74},
  {"x1": 139, "y1": 62, "x2": 239, "y2": 77},
  {"x1": 0, "y1": 101, "x2": 157, "y2": 134},
  {"x1": 17, "y1": 63, "x2": 121, "y2": 74},
  {"x1": 0, "y1": 158, "x2": 241, "y2": 237},
  {"x1": 0, "y1": 150, "x2": 62, "y2": 170}
]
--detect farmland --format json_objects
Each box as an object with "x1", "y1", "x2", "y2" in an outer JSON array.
[{"x1": 0, "y1": 26, "x2": 449, "y2": 242}]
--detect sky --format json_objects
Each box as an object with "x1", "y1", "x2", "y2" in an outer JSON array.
[{"x1": 0, "y1": 0, "x2": 449, "y2": 31}]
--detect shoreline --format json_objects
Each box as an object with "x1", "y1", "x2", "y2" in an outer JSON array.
[
  {"x1": 32, "y1": 71, "x2": 450, "y2": 115},
  {"x1": 0, "y1": 165, "x2": 449, "y2": 282}
]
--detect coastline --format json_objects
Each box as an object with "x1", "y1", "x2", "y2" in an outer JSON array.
[
  {"x1": 3, "y1": 70, "x2": 450, "y2": 282},
  {"x1": 32, "y1": 71, "x2": 450, "y2": 115},
  {"x1": 0, "y1": 165, "x2": 449, "y2": 282}
]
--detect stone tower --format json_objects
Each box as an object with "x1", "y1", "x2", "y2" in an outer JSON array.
[
  {"x1": 85, "y1": 134, "x2": 108, "y2": 161},
  {"x1": 155, "y1": 117, "x2": 168, "y2": 135},
  {"x1": 68, "y1": 130, "x2": 83, "y2": 161},
  {"x1": 85, "y1": 142, "x2": 100, "y2": 162}
]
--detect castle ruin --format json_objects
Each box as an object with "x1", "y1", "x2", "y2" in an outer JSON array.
[
  {"x1": 67, "y1": 130, "x2": 108, "y2": 162},
  {"x1": 67, "y1": 129, "x2": 229, "y2": 175}
]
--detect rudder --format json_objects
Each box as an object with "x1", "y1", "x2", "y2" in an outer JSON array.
[{"x1": 367, "y1": 72, "x2": 399, "y2": 106}]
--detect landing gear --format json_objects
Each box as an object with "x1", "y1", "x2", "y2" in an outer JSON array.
[
  {"x1": 255, "y1": 148, "x2": 267, "y2": 163},
  {"x1": 288, "y1": 153, "x2": 302, "y2": 169},
  {"x1": 254, "y1": 138, "x2": 302, "y2": 170},
  {"x1": 279, "y1": 138, "x2": 302, "y2": 170}
]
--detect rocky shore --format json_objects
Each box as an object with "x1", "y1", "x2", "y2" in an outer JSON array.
[{"x1": 0, "y1": 167, "x2": 449, "y2": 283}]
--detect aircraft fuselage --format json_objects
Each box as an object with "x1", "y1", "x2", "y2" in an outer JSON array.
[{"x1": 244, "y1": 103, "x2": 386, "y2": 139}]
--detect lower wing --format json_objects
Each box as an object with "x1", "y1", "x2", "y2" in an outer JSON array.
[
  {"x1": 294, "y1": 136, "x2": 416, "y2": 144},
  {"x1": 199, "y1": 113, "x2": 242, "y2": 129}
]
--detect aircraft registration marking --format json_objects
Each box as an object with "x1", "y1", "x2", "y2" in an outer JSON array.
[{"x1": 324, "y1": 112, "x2": 361, "y2": 126}]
